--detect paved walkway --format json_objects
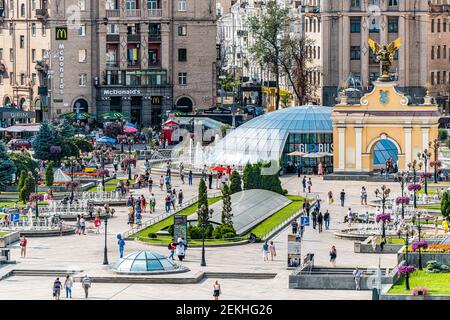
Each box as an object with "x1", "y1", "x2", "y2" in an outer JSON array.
[{"x1": 0, "y1": 167, "x2": 403, "y2": 299}]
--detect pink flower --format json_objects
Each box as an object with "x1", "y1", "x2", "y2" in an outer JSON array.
[
  {"x1": 407, "y1": 184, "x2": 422, "y2": 192},
  {"x1": 411, "y1": 240, "x2": 428, "y2": 252},
  {"x1": 376, "y1": 213, "x2": 391, "y2": 223},
  {"x1": 397, "y1": 265, "x2": 415, "y2": 276},
  {"x1": 411, "y1": 287, "x2": 429, "y2": 296}
]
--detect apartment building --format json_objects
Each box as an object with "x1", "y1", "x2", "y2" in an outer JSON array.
[{"x1": 0, "y1": 0, "x2": 217, "y2": 126}]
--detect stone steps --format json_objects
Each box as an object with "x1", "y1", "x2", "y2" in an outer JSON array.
[{"x1": 11, "y1": 269, "x2": 81, "y2": 277}]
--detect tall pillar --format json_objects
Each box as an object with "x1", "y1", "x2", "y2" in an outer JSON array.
[
  {"x1": 355, "y1": 126, "x2": 363, "y2": 171},
  {"x1": 341, "y1": 16, "x2": 350, "y2": 82},
  {"x1": 419, "y1": 15, "x2": 428, "y2": 87},
  {"x1": 422, "y1": 127, "x2": 430, "y2": 152},
  {"x1": 404, "y1": 126, "x2": 412, "y2": 168},
  {"x1": 338, "y1": 127, "x2": 346, "y2": 170},
  {"x1": 398, "y1": 16, "x2": 409, "y2": 87},
  {"x1": 361, "y1": 17, "x2": 369, "y2": 88}
]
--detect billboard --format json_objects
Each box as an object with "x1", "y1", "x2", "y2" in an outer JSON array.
[
  {"x1": 287, "y1": 234, "x2": 301, "y2": 268},
  {"x1": 173, "y1": 215, "x2": 187, "y2": 243}
]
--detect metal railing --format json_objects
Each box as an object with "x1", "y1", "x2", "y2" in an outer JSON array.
[
  {"x1": 122, "y1": 191, "x2": 222, "y2": 238},
  {"x1": 148, "y1": 9, "x2": 162, "y2": 17},
  {"x1": 106, "y1": 9, "x2": 120, "y2": 17},
  {"x1": 125, "y1": 9, "x2": 141, "y2": 17}
]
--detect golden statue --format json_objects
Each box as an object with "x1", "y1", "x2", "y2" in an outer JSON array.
[{"x1": 368, "y1": 37, "x2": 402, "y2": 81}]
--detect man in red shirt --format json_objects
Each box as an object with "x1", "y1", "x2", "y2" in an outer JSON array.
[{"x1": 20, "y1": 236, "x2": 27, "y2": 258}]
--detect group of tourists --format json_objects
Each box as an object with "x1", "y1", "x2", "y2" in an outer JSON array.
[{"x1": 52, "y1": 274, "x2": 91, "y2": 300}]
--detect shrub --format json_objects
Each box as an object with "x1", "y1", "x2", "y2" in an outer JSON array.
[
  {"x1": 212, "y1": 224, "x2": 236, "y2": 239},
  {"x1": 148, "y1": 232, "x2": 157, "y2": 239},
  {"x1": 222, "y1": 232, "x2": 237, "y2": 239},
  {"x1": 44, "y1": 161, "x2": 54, "y2": 186},
  {"x1": 187, "y1": 225, "x2": 202, "y2": 239},
  {"x1": 205, "y1": 224, "x2": 214, "y2": 239}
]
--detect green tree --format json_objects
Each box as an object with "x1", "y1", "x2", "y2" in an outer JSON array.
[
  {"x1": 221, "y1": 184, "x2": 233, "y2": 225},
  {"x1": 56, "y1": 119, "x2": 75, "y2": 139},
  {"x1": 247, "y1": 2, "x2": 290, "y2": 110},
  {"x1": 229, "y1": 171, "x2": 242, "y2": 194},
  {"x1": 197, "y1": 178, "x2": 209, "y2": 226},
  {"x1": 71, "y1": 137, "x2": 93, "y2": 153},
  {"x1": 19, "y1": 176, "x2": 35, "y2": 203},
  {"x1": 61, "y1": 139, "x2": 79, "y2": 158},
  {"x1": 10, "y1": 153, "x2": 39, "y2": 181},
  {"x1": 44, "y1": 161, "x2": 54, "y2": 186},
  {"x1": 243, "y1": 163, "x2": 252, "y2": 190},
  {"x1": 0, "y1": 142, "x2": 16, "y2": 190},
  {"x1": 251, "y1": 164, "x2": 262, "y2": 189},
  {"x1": 32, "y1": 121, "x2": 60, "y2": 162},
  {"x1": 439, "y1": 129, "x2": 448, "y2": 141},
  {"x1": 18, "y1": 170, "x2": 28, "y2": 191},
  {"x1": 441, "y1": 192, "x2": 450, "y2": 221}
]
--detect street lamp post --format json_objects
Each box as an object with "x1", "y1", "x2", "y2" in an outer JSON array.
[
  {"x1": 400, "y1": 225, "x2": 410, "y2": 290},
  {"x1": 417, "y1": 149, "x2": 432, "y2": 195},
  {"x1": 374, "y1": 185, "x2": 390, "y2": 215},
  {"x1": 416, "y1": 212, "x2": 423, "y2": 270},
  {"x1": 429, "y1": 139, "x2": 440, "y2": 184},
  {"x1": 101, "y1": 153, "x2": 106, "y2": 192},
  {"x1": 103, "y1": 214, "x2": 109, "y2": 265},
  {"x1": 398, "y1": 172, "x2": 407, "y2": 219},
  {"x1": 408, "y1": 160, "x2": 422, "y2": 208},
  {"x1": 198, "y1": 204, "x2": 214, "y2": 267},
  {"x1": 34, "y1": 169, "x2": 39, "y2": 218}
]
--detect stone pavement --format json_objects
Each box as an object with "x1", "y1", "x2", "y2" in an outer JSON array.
[{"x1": 0, "y1": 167, "x2": 403, "y2": 300}]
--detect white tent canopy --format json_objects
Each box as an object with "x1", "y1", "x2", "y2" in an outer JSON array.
[{"x1": 53, "y1": 169, "x2": 71, "y2": 183}]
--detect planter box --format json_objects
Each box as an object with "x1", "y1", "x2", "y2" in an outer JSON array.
[
  {"x1": 397, "y1": 250, "x2": 450, "y2": 266},
  {"x1": 0, "y1": 231, "x2": 20, "y2": 247}
]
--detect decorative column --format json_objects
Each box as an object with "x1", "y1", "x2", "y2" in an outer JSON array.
[
  {"x1": 355, "y1": 126, "x2": 363, "y2": 171},
  {"x1": 404, "y1": 126, "x2": 412, "y2": 167},
  {"x1": 361, "y1": 17, "x2": 369, "y2": 88},
  {"x1": 422, "y1": 126, "x2": 429, "y2": 152},
  {"x1": 338, "y1": 127, "x2": 346, "y2": 171},
  {"x1": 341, "y1": 16, "x2": 350, "y2": 81}
]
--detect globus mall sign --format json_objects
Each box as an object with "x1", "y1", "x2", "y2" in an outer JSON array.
[{"x1": 296, "y1": 143, "x2": 334, "y2": 153}]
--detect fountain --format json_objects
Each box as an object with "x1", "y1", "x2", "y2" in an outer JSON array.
[{"x1": 194, "y1": 141, "x2": 204, "y2": 169}]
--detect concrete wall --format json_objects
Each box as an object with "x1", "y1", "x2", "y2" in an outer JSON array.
[
  {"x1": 289, "y1": 274, "x2": 393, "y2": 290},
  {"x1": 397, "y1": 252, "x2": 450, "y2": 267}
]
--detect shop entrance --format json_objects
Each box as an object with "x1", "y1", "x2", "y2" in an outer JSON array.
[{"x1": 131, "y1": 97, "x2": 142, "y2": 124}]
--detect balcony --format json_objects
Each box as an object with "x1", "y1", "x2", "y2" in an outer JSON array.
[
  {"x1": 35, "y1": 8, "x2": 48, "y2": 19},
  {"x1": 148, "y1": 33, "x2": 161, "y2": 42},
  {"x1": 127, "y1": 33, "x2": 141, "y2": 42},
  {"x1": 106, "y1": 9, "x2": 120, "y2": 18},
  {"x1": 430, "y1": 4, "x2": 450, "y2": 13},
  {"x1": 127, "y1": 60, "x2": 141, "y2": 68},
  {"x1": 125, "y1": 9, "x2": 141, "y2": 17},
  {"x1": 148, "y1": 60, "x2": 161, "y2": 68},
  {"x1": 148, "y1": 9, "x2": 162, "y2": 17},
  {"x1": 106, "y1": 34, "x2": 120, "y2": 42}
]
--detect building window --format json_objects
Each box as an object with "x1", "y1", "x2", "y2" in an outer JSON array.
[
  {"x1": 444, "y1": 20, "x2": 447, "y2": 33},
  {"x1": 178, "y1": 72, "x2": 187, "y2": 85},
  {"x1": 147, "y1": 0, "x2": 158, "y2": 9},
  {"x1": 0, "y1": 49, "x2": 3, "y2": 60},
  {"x1": 0, "y1": 75, "x2": 3, "y2": 85},
  {"x1": 126, "y1": 0, "x2": 137, "y2": 10},
  {"x1": 444, "y1": 45, "x2": 447, "y2": 59},
  {"x1": 31, "y1": 73, "x2": 36, "y2": 85},
  {"x1": 10, "y1": 72, "x2": 14, "y2": 85},
  {"x1": 444, "y1": 71, "x2": 447, "y2": 85},
  {"x1": 350, "y1": 46, "x2": 361, "y2": 60},
  {"x1": 79, "y1": 74, "x2": 87, "y2": 86},
  {"x1": 431, "y1": 72, "x2": 435, "y2": 85},
  {"x1": 388, "y1": 0, "x2": 398, "y2": 6},
  {"x1": 78, "y1": 49, "x2": 87, "y2": 63},
  {"x1": 9, "y1": 48, "x2": 13, "y2": 62},
  {"x1": 20, "y1": 3, "x2": 25, "y2": 17},
  {"x1": 9, "y1": 23, "x2": 13, "y2": 35},
  {"x1": 432, "y1": 19, "x2": 435, "y2": 33},
  {"x1": 437, "y1": 46, "x2": 441, "y2": 59},
  {"x1": 437, "y1": 71, "x2": 441, "y2": 84},
  {"x1": 178, "y1": 0, "x2": 186, "y2": 12},
  {"x1": 431, "y1": 46, "x2": 435, "y2": 60},
  {"x1": 31, "y1": 23, "x2": 36, "y2": 36},
  {"x1": 388, "y1": 17, "x2": 398, "y2": 33},
  {"x1": 178, "y1": 48, "x2": 187, "y2": 62},
  {"x1": 369, "y1": 18, "x2": 380, "y2": 33},
  {"x1": 350, "y1": 18, "x2": 361, "y2": 33},
  {"x1": 20, "y1": 73, "x2": 25, "y2": 85},
  {"x1": 78, "y1": 24, "x2": 86, "y2": 36},
  {"x1": 351, "y1": 0, "x2": 360, "y2": 7},
  {"x1": 32, "y1": 49, "x2": 36, "y2": 62},
  {"x1": 19, "y1": 35, "x2": 24, "y2": 48},
  {"x1": 178, "y1": 24, "x2": 187, "y2": 36},
  {"x1": 107, "y1": 23, "x2": 119, "y2": 34},
  {"x1": 438, "y1": 19, "x2": 441, "y2": 33},
  {"x1": 42, "y1": 23, "x2": 46, "y2": 36}
]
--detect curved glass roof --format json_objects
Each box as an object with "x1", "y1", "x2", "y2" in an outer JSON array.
[
  {"x1": 113, "y1": 251, "x2": 180, "y2": 274},
  {"x1": 207, "y1": 105, "x2": 332, "y2": 166}
]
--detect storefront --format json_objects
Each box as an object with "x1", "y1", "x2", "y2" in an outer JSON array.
[{"x1": 0, "y1": 107, "x2": 36, "y2": 128}]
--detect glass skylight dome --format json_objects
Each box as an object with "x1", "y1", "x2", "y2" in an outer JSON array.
[
  {"x1": 207, "y1": 105, "x2": 333, "y2": 167},
  {"x1": 112, "y1": 251, "x2": 188, "y2": 274}
]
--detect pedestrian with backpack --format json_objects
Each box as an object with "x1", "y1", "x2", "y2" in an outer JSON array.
[{"x1": 168, "y1": 239, "x2": 175, "y2": 260}]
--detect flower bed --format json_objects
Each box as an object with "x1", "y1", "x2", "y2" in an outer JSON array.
[{"x1": 403, "y1": 244, "x2": 450, "y2": 253}]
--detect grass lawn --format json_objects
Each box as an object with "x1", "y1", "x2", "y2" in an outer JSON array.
[
  {"x1": 243, "y1": 196, "x2": 303, "y2": 239},
  {"x1": 0, "y1": 200, "x2": 48, "y2": 208},
  {"x1": 138, "y1": 235, "x2": 244, "y2": 246},
  {"x1": 375, "y1": 237, "x2": 405, "y2": 245},
  {"x1": 131, "y1": 197, "x2": 222, "y2": 239},
  {"x1": 105, "y1": 179, "x2": 123, "y2": 185},
  {"x1": 417, "y1": 205, "x2": 441, "y2": 211},
  {"x1": 388, "y1": 270, "x2": 450, "y2": 295},
  {"x1": 0, "y1": 231, "x2": 9, "y2": 237},
  {"x1": 87, "y1": 185, "x2": 118, "y2": 192}
]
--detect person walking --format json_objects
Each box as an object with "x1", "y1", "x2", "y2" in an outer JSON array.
[
  {"x1": 159, "y1": 175, "x2": 164, "y2": 191},
  {"x1": 360, "y1": 187, "x2": 368, "y2": 205},
  {"x1": 213, "y1": 280, "x2": 221, "y2": 300},
  {"x1": 327, "y1": 191, "x2": 334, "y2": 204},
  {"x1": 64, "y1": 274, "x2": 73, "y2": 299},
  {"x1": 371, "y1": 234, "x2": 377, "y2": 252},
  {"x1": 81, "y1": 275, "x2": 91, "y2": 299},
  {"x1": 307, "y1": 177, "x2": 312, "y2": 193},
  {"x1": 53, "y1": 277, "x2": 62, "y2": 300},
  {"x1": 150, "y1": 193, "x2": 156, "y2": 213},
  {"x1": 148, "y1": 177, "x2": 153, "y2": 193},
  {"x1": 268, "y1": 241, "x2": 277, "y2": 261},
  {"x1": 93, "y1": 215, "x2": 101, "y2": 234},
  {"x1": 176, "y1": 239, "x2": 185, "y2": 262},
  {"x1": 262, "y1": 241, "x2": 269, "y2": 261},
  {"x1": 311, "y1": 209, "x2": 317, "y2": 230},
  {"x1": 347, "y1": 208, "x2": 353, "y2": 227},
  {"x1": 329, "y1": 245, "x2": 337, "y2": 267},
  {"x1": 188, "y1": 170, "x2": 193, "y2": 185},
  {"x1": 168, "y1": 239, "x2": 176, "y2": 260},
  {"x1": 178, "y1": 189, "x2": 184, "y2": 207},
  {"x1": 117, "y1": 234, "x2": 125, "y2": 258},
  {"x1": 353, "y1": 267, "x2": 362, "y2": 290},
  {"x1": 317, "y1": 211, "x2": 323, "y2": 233},
  {"x1": 208, "y1": 172, "x2": 213, "y2": 189},
  {"x1": 20, "y1": 235, "x2": 27, "y2": 258},
  {"x1": 165, "y1": 194, "x2": 171, "y2": 213},
  {"x1": 291, "y1": 219, "x2": 298, "y2": 234},
  {"x1": 80, "y1": 216, "x2": 86, "y2": 235},
  {"x1": 302, "y1": 176, "x2": 307, "y2": 193},
  {"x1": 340, "y1": 189, "x2": 346, "y2": 207},
  {"x1": 324, "y1": 210, "x2": 330, "y2": 230}
]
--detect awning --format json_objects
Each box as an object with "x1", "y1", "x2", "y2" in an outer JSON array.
[{"x1": 0, "y1": 125, "x2": 40, "y2": 132}]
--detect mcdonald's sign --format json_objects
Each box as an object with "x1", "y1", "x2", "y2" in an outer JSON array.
[
  {"x1": 151, "y1": 96, "x2": 162, "y2": 105},
  {"x1": 55, "y1": 27, "x2": 68, "y2": 40}
]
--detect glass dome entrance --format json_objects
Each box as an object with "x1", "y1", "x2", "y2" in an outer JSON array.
[{"x1": 112, "y1": 251, "x2": 188, "y2": 274}]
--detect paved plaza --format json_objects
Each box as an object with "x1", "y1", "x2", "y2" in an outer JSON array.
[{"x1": 0, "y1": 159, "x2": 402, "y2": 300}]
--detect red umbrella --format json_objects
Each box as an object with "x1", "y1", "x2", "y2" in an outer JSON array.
[
  {"x1": 164, "y1": 120, "x2": 179, "y2": 127},
  {"x1": 210, "y1": 166, "x2": 227, "y2": 172}
]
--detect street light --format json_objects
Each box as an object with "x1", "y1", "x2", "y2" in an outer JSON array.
[
  {"x1": 197, "y1": 204, "x2": 214, "y2": 267},
  {"x1": 428, "y1": 139, "x2": 440, "y2": 184},
  {"x1": 398, "y1": 224, "x2": 411, "y2": 290},
  {"x1": 417, "y1": 149, "x2": 432, "y2": 195},
  {"x1": 103, "y1": 213, "x2": 109, "y2": 265},
  {"x1": 415, "y1": 212, "x2": 423, "y2": 270},
  {"x1": 374, "y1": 185, "x2": 391, "y2": 215},
  {"x1": 34, "y1": 169, "x2": 40, "y2": 218},
  {"x1": 397, "y1": 172, "x2": 408, "y2": 219},
  {"x1": 408, "y1": 160, "x2": 422, "y2": 208}
]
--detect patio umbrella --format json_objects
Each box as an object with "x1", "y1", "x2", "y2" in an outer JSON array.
[
  {"x1": 125, "y1": 122, "x2": 137, "y2": 128},
  {"x1": 97, "y1": 136, "x2": 117, "y2": 144},
  {"x1": 123, "y1": 126, "x2": 138, "y2": 134},
  {"x1": 62, "y1": 112, "x2": 95, "y2": 121},
  {"x1": 164, "y1": 120, "x2": 179, "y2": 127},
  {"x1": 210, "y1": 166, "x2": 227, "y2": 172},
  {"x1": 101, "y1": 112, "x2": 130, "y2": 120},
  {"x1": 302, "y1": 152, "x2": 333, "y2": 158},
  {"x1": 288, "y1": 151, "x2": 306, "y2": 156}
]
